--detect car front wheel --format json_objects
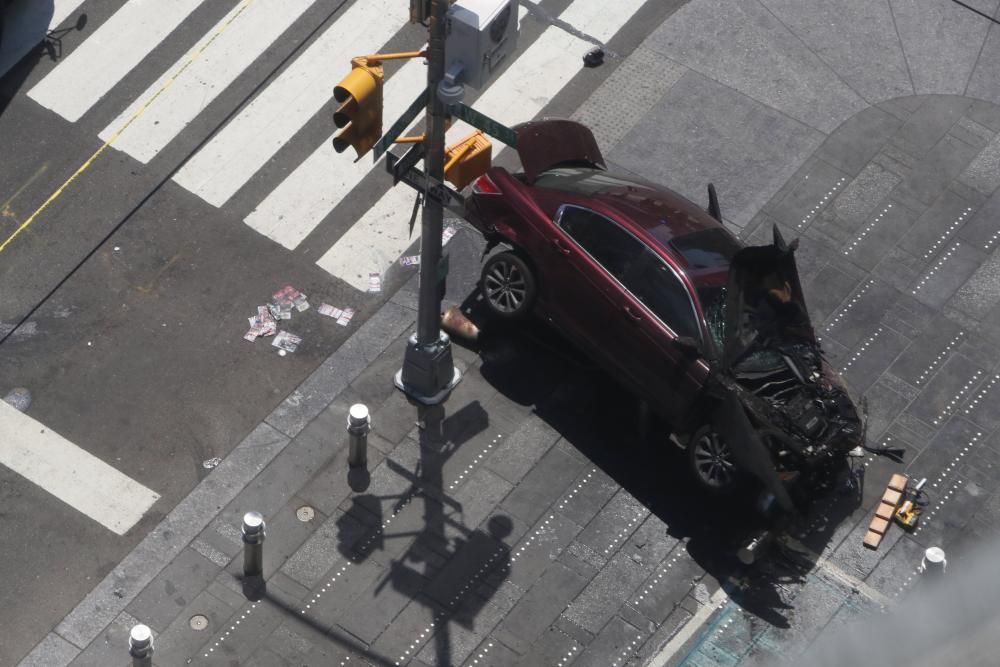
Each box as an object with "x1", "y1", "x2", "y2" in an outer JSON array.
[
  {"x1": 481, "y1": 250, "x2": 536, "y2": 320},
  {"x1": 688, "y1": 426, "x2": 739, "y2": 493}
]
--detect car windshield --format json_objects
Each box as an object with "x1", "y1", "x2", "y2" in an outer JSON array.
[{"x1": 702, "y1": 286, "x2": 727, "y2": 351}]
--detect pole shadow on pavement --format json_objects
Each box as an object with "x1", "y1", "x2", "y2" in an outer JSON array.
[{"x1": 331, "y1": 398, "x2": 513, "y2": 666}]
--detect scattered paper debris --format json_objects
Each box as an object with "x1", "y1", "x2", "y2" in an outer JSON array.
[
  {"x1": 272, "y1": 330, "x2": 302, "y2": 353},
  {"x1": 245, "y1": 305, "x2": 278, "y2": 340},
  {"x1": 368, "y1": 273, "x2": 382, "y2": 293},
  {"x1": 272, "y1": 285, "x2": 303, "y2": 306},
  {"x1": 268, "y1": 302, "x2": 292, "y2": 320},
  {"x1": 318, "y1": 303, "x2": 342, "y2": 318},
  {"x1": 442, "y1": 225, "x2": 457, "y2": 245},
  {"x1": 336, "y1": 308, "x2": 355, "y2": 327},
  {"x1": 202, "y1": 457, "x2": 222, "y2": 469},
  {"x1": 246, "y1": 283, "x2": 358, "y2": 348},
  {"x1": 400, "y1": 254, "x2": 421, "y2": 267}
]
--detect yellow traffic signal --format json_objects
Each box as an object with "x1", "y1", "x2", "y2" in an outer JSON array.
[
  {"x1": 332, "y1": 57, "x2": 384, "y2": 159},
  {"x1": 443, "y1": 130, "x2": 492, "y2": 190}
]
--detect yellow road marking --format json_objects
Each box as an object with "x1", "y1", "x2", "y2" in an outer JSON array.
[{"x1": 0, "y1": 0, "x2": 255, "y2": 254}]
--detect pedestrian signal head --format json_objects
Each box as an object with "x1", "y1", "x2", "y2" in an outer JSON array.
[
  {"x1": 444, "y1": 130, "x2": 492, "y2": 190},
  {"x1": 332, "y1": 57, "x2": 384, "y2": 160}
]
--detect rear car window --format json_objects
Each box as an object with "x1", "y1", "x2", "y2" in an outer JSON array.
[
  {"x1": 557, "y1": 205, "x2": 644, "y2": 281},
  {"x1": 669, "y1": 228, "x2": 742, "y2": 269},
  {"x1": 534, "y1": 168, "x2": 652, "y2": 197}
]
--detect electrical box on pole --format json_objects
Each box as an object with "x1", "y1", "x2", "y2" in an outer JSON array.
[{"x1": 443, "y1": 0, "x2": 519, "y2": 91}]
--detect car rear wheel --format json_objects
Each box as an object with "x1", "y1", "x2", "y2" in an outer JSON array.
[
  {"x1": 481, "y1": 251, "x2": 536, "y2": 320},
  {"x1": 688, "y1": 426, "x2": 739, "y2": 493}
]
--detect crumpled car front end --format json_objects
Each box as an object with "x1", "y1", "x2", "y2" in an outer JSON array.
[{"x1": 712, "y1": 226, "x2": 863, "y2": 512}]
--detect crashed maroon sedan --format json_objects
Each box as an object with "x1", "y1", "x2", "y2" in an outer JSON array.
[{"x1": 464, "y1": 119, "x2": 863, "y2": 513}]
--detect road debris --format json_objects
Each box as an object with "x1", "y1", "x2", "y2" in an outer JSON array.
[
  {"x1": 272, "y1": 331, "x2": 302, "y2": 353},
  {"x1": 202, "y1": 457, "x2": 222, "y2": 469},
  {"x1": 336, "y1": 308, "x2": 355, "y2": 327},
  {"x1": 583, "y1": 46, "x2": 605, "y2": 67},
  {"x1": 268, "y1": 302, "x2": 292, "y2": 320},
  {"x1": 864, "y1": 473, "x2": 908, "y2": 550},
  {"x1": 441, "y1": 306, "x2": 479, "y2": 341},
  {"x1": 368, "y1": 272, "x2": 382, "y2": 293},
  {"x1": 400, "y1": 254, "x2": 421, "y2": 267},
  {"x1": 318, "y1": 303, "x2": 341, "y2": 318},
  {"x1": 442, "y1": 225, "x2": 457, "y2": 245},
  {"x1": 245, "y1": 284, "x2": 359, "y2": 348},
  {"x1": 2, "y1": 387, "x2": 32, "y2": 412},
  {"x1": 245, "y1": 305, "x2": 278, "y2": 341},
  {"x1": 273, "y1": 285, "x2": 309, "y2": 312}
]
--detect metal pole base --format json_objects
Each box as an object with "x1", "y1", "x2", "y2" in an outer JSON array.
[{"x1": 395, "y1": 332, "x2": 462, "y2": 405}]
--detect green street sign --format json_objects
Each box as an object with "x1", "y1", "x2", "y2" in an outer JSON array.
[
  {"x1": 373, "y1": 90, "x2": 428, "y2": 162},
  {"x1": 449, "y1": 103, "x2": 518, "y2": 148}
]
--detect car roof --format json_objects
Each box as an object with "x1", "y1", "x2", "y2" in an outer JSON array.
[{"x1": 530, "y1": 167, "x2": 741, "y2": 271}]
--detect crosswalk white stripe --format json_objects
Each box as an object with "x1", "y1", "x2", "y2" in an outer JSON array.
[
  {"x1": 0, "y1": 401, "x2": 160, "y2": 535},
  {"x1": 244, "y1": 6, "x2": 529, "y2": 251},
  {"x1": 316, "y1": 0, "x2": 649, "y2": 291},
  {"x1": 243, "y1": 58, "x2": 427, "y2": 249},
  {"x1": 28, "y1": 0, "x2": 206, "y2": 123},
  {"x1": 51, "y1": 0, "x2": 88, "y2": 30},
  {"x1": 98, "y1": 0, "x2": 316, "y2": 164},
  {"x1": 173, "y1": 0, "x2": 408, "y2": 208}
]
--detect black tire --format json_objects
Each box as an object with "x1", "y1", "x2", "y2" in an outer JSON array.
[
  {"x1": 687, "y1": 425, "x2": 740, "y2": 494},
  {"x1": 480, "y1": 250, "x2": 536, "y2": 320}
]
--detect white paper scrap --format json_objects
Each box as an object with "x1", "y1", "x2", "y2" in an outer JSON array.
[
  {"x1": 272, "y1": 330, "x2": 302, "y2": 353},
  {"x1": 336, "y1": 307, "x2": 355, "y2": 327}
]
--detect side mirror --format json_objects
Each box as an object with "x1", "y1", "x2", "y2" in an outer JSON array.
[{"x1": 675, "y1": 336, "x2": 701, "y2": 359}]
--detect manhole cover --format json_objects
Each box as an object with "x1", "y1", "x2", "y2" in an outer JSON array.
[
  {"x1": 189, "y1": 614, "x2": 209, "y2": 631},
  {"x1": 296, "y1": 505, "x2": 315, "y2": 522}
]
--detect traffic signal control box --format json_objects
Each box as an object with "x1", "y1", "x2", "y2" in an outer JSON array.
[
  {"x1": 333, "y1": 57, "x2": 384, "y2": 159},
  {"x1": 444, "y1": 130, "x2": 492, "y2": 190}
]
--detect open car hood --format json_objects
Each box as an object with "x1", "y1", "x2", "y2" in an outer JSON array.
[
  {"x1": 514, "y1": 119, "x2": 607, "y2": 184},
  {"x1": 721, "y1": 226, "x2": 815, "y2": 371}
]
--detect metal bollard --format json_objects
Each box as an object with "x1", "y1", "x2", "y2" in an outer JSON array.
[
  {"x1": 920, "y1": 546, "x2": 947, "y2": 577},
  {"x1": 242, "y1": 511, "x2": 266, "y2": 578},
  {"x1": 737, "y1": 529, "x2": 772, "y2": 565},
  {"x1": 347, "y1": 403, "x2": 371, "y2": 468},
  {"x1": 128, "y1": 624, "x2": 153, "y2": 667}
]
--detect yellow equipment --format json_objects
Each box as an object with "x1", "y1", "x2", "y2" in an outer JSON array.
[
  {"x1": 894, "y1": 478, "x2": 926, "y2": 530},
  {"x1": 443, "y1": 130, "x2": 492, "y2": 190}
]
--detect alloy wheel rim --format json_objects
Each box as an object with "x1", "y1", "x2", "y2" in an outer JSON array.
[
  {"x1": 693, "y1": 433, "x2": 734, "y2": 488},
  {"x1": 484, "y1": 260, "x2": 526, "y2": 313}
]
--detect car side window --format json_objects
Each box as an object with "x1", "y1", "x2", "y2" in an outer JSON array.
[
  {"x1": 621, "y1": 248, "x2": 702, "y2": 340},
  {"x1": 557, "y1": 205, "x2": 643, "y2": 281}
]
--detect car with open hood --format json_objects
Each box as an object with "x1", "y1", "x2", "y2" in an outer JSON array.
[{"x1": 464, "y1": 119, "x2": 863, "y2": 514}]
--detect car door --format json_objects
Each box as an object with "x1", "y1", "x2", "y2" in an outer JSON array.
[
  {"x1": 546, "y1": 204, "x2": 649, "y2": 388},
  {"x1": 615, "y1": 245, "x2": 710, "y2": 425}
]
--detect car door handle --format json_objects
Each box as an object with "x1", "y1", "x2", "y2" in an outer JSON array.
[
  {"x1": 623, "y1": 306, "x2": 642, "y2": 323},
  {"x1": 552, "y1": 238, "x2": 571, "y2": 256}
]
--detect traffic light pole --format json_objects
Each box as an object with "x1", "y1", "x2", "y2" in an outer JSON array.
[{"x1": 395, "y1": 0, "x2": 461, "y2": 404}]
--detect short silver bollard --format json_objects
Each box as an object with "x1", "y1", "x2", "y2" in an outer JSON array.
[
  {"x1": 347, "y1": 403, "x2": 371, "y2": 468},
  {"x1": 128, "y1": 624, "x2": 153, "y2": 667},
  {"x1": 920, "y1": 546, "x2": 946, "y2": 577},
  {"x1": 242, "y1": 511, "x2": 266, "y2": 578}
]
